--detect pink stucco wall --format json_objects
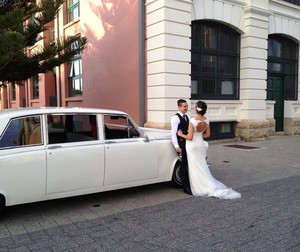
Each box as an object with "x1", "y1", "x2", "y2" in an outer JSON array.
[
  {"x1": 1, "y1": 1, "x2": 142, "y2": 125},
  {"x1": 79, "y1": 0, "x2": 141, "y2": 124},
  {"x1": 59, "y1": 1, "x2": 141, "y2": 123}
]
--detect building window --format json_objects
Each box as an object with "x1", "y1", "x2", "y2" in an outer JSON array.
[
  {"x1": 49, "y1": 26, "x2": 55, "y2": 45},
  {"x1": 282, "y1": 0, "x2": 300, "y2": 6},
  {"x1": 191, "y1": 21, "x2": 240, "y2": 100},
  {"x1": 0, "y1": 0, "x2": 10, "y2": 8},
  {"x1": 11, "y1": 82, "x2": 16, "y2": 101},
  {"x1": 268, "y1": 35, "x2": 298, "y2": 100},
  {"x1": 32, "y1": 75, "x2": 39, "y2": 99},
  {"x1": 208, "y1": 122, "x2": 236, "y2": 140},
  {"x1": 68, "y1": 56, "x2": 82, "y2": 97},
  {"x1": 67, "y1": 0, "x2": 80, "y2": 22}
]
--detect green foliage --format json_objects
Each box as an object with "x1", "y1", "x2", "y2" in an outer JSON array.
[{"x1": 0, "y1": 0, "x2": 87, "y2": 83}]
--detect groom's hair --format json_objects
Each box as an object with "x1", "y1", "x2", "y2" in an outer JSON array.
[{"x1": 177, "y1": 99, "x2": 187, "y2": 107}]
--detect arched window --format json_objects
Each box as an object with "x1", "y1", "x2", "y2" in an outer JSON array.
[
  {"x1": 268, "y1": 35, "x2": 298, "y2": 100},
  {"x1": 191, "y1": 21, "x2": 240, "y2": 99}
]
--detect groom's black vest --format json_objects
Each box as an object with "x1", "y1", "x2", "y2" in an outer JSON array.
[{"x1": 176, "y1": 113, "x2": 189, "y2": 147}]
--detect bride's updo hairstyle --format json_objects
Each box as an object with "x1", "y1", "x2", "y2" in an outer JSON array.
[{"x1": 195, "y1": 100, "x2": 207, "y2": 116}]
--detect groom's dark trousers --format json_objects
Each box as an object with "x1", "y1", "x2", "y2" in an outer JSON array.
[{"x1": 176, "y1": 113, "x2": 190, "y2": 191}]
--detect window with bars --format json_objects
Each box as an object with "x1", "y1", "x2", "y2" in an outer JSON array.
[
  {"x1": 191, "y1": 21, "x2": 240, "y2": 100},
  {"x1": 208, "y1": 122, "x2": 236, "y2": 140},
  {"x1": 67, "y1": 0, "x2": 80, "y2": 23}
]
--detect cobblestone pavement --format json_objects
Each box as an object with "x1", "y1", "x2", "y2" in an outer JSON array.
[{"x1": 0, "y1": 136, "x2": 299, "y2": 251}]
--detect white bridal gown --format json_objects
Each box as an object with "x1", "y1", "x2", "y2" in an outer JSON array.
[{"x1": 186, "y1": 118, "x2": 241, "y2": 199}]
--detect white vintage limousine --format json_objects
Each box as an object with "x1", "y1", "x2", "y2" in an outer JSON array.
[{"x1": 0, "y1": 107, "x2": 182, "y2": 214}]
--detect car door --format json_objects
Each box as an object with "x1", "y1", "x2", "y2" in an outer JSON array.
[
  {"x1": 103, "y1": 114, "x2": 159, "y2": 186},
  {"x1": 0, "y1": 115, "x2": 46, "y2": 206},
  {"x1": 45, "y1": 113, "x2": 105, "y2": 194}
]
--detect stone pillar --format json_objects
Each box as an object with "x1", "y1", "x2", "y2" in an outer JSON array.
[
  {"x1": 16, "y1": 82, "x2": 26, "y2": 107},
  {"x1": 285, "y1": 45, "x2": 300, "y2": 135},
  {"x1": 0, "y1": 85, "x2": 7, "y2": 109},
  {"x1": 284, "y1": 101, "x2": 300, "y2": 135},
  {"x1": 144, "y1": 0, "x2": 192, "y2": 129},
  {"x1": 236, "y1": 1, "x2": 272, "y2": 141}
]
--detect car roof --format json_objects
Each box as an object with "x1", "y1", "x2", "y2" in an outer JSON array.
[{"x1": 0, "y1": 107, "x2": 127, "y2": 119}]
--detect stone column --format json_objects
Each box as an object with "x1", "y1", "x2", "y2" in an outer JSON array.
[
  {"x1": 0, "y1": 85, "x2": 8, "y2": 109},
  {"x1": 236, "y1": 0, "x2": 273, "y2": 141},
  {"x1": 144, "y1": 0, "x2": 192, "y2": 129},
  {"x1": 284, "y1": 43, "x2": 300, "y2": 135}
]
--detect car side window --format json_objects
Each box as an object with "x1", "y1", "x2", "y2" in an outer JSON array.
[
  {"x1": 0, "y1": 116, "x2": 42, "y2": 148},
  {"x1": 47, "y1": 114, "x2": 98, "y2": 144},
  {"x1": 103, "y1": 115, "x2": 140, "y2": 140}
]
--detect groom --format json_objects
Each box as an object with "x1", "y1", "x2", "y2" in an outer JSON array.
[{"x1": 171, "y1": 99, "x2": 191, "y2": 195}]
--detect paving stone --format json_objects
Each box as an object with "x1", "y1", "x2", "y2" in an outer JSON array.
[
  {"x1": 9, "y1": 246, "x2": 31, "y2": 252},
  {"x1": 72, "y1": 234, "x2": 95, "y2": 246},
  {"x1": 0, "y1": 136, "x2": 299, "y2": 251}
]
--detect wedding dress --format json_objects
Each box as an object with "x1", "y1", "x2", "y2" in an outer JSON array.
[{"x1": 186, "y1": 118, "x2": 241, "y2": 199}]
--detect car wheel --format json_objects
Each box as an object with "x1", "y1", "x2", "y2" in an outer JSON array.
[
  {"x1": 0, "y1": 195, "x2": 5, "y2": 216},
  {"x1": 171, "y1": 161, "x2": 182, "y2": 188}
]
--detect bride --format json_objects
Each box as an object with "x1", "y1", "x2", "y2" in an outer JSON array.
[{"x1": 178, "y1": 100, "x2": 241, "y2": 199}]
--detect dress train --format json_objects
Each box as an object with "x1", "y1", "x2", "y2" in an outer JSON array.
[{"x1": 186, "y1": 118, "x2": 241, "y2": 199}]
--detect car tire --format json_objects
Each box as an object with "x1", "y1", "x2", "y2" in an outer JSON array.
[
  {"x1": 171, "y1": 161, "x2": 182, "y2": 188},
  {"x1": 0, "y1": 195, "x2": 5, "y2": 217}
]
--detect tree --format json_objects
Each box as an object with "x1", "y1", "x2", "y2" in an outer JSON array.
[{"x1": 0, "y1": 0, "x2": 87, "y2": 83}]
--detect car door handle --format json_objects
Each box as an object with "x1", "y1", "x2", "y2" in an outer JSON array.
[
  {"x1": 106, "y1": 141, "x2": 116, "y2": 144},
  {"x1": 47, "y1": 145, "x2": 62, "y2": 149}
]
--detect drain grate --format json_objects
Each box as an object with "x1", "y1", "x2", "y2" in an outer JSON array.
[{"x1": 224, "y1": 144, "x2": 259, "y2": 150}]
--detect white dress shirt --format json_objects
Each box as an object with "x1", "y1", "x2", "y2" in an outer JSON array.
[{"x1": 170, "y1": 112, "x2": 187, "y2": 149}]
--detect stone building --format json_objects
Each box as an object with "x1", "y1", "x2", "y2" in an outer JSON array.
[
  {"x1": 145, "y1": 0, "x2": 300, "y2": 141},
  {"x1": 1, "y1": 0, "x2": 300, "y2": 141}
]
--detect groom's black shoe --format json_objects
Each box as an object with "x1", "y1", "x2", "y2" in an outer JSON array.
[{"x1": 184, "y1": 188, "x2": 192, "y2": 195}]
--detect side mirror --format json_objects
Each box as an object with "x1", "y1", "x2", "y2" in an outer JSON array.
[{"x1": 144, "y1": 135, "x2": 149, "y2": 142}]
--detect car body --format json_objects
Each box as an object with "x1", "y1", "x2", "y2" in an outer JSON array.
[{"x1": 0, "y1": 107, "x2": 181, "y2": 213}]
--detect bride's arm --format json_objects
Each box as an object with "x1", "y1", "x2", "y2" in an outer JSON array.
[
  {"x1": 203, "y1": 124, "x2": 211, "y2": 138},
  {"x1": 177, "y1": 122, "x2": 194, "y2": 140},
  {"x1": 202, "y1": 118, "x2": 211, "y2": 138}
]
